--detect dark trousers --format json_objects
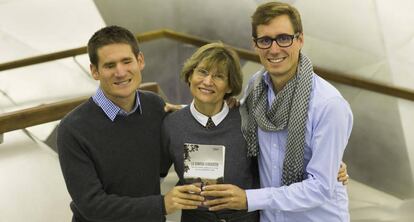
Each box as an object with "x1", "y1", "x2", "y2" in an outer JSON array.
[{"x1": 181, "y1": 209, "x2": 259, "y2": 222}]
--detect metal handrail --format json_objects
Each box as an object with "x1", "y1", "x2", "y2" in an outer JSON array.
[
  {"x1": 1, "y1": 28, "x2": 413, "y2": 101},
  {"x1": 0, "y1": 82, "x2": 161, "y2": 134}
]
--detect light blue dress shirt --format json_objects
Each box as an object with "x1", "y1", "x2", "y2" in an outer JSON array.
[
  {"x1": 244, "y1": 71, "x2": 353, "y2": 222},
  {"x1": 92, "y1": 88, "x2": 142, "y2": 121}
]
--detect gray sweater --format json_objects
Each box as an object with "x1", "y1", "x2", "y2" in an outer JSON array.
[
  {"x1": 161, "y1": 106, "x2": 259, "y2": 222},
  {"x1": 58, "y1": 91, "x2": 166, "y2": 222}
]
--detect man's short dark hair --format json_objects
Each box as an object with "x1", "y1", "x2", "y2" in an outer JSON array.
[
  {"x1": 87, "y1": 25, "x2": 140, "y2": 66},
  {"x1": 251, "y1": 1, "x2": 303, "y2": 38}
]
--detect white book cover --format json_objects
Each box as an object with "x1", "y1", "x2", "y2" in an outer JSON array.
[{"x1": 183, "y1": 143, "x2": 225, "y2": 185}]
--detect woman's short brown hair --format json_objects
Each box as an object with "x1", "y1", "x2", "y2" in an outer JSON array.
[{"x1": 180, "y1": 42, "x2": 243, "y2": 99}]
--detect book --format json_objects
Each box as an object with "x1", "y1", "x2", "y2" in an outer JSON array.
[{"x1": 183, "y1": 143, "x2": 225, "y2": 187}]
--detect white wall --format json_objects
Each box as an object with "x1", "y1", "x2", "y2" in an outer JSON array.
[{"x1": 0, "y1": 0, "x2": 105, "y2": 221}]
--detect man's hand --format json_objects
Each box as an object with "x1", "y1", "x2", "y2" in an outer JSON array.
[
  {"x1": 164, "y1": 184, "x2": 204, "y2": 215},
  {"x1": 200, "y1": 184, "x2": 247, "y2": 211},
  {"x1": 164, "y1": 103, "x2": 183, "y2": 112},
  {"x1": 337, "y1": 161, "x2": 349, "y2": 185}
]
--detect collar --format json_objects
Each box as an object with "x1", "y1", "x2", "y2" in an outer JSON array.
[
  {"x1": 262, "y1": 72, "x2": 277, "y2": 102},
  {"x1": 263, "y1": 72, "x2": 277, "y2": 93},
  {"x1": 92, "y1": 88, "x2": 142, "y2": 121},
  {"x1": 262, "y1": 72, "x2": 273, "y2": 88},
  {"x1": 189, "y1": 100, "x2": 229, "y2": 127}
]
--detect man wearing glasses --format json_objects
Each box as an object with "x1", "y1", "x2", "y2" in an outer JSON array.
[{"x1": 201, "y1": 2, "x2": 353, "y2": 222}]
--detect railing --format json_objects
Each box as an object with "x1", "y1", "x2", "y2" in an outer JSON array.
[
  {"x1": 0, "y1": 29, "x2": 414, "y2": 135},
  {"x1": 0, "y1": 82, "x2": 161, "y2": 134},
  {"x1": 0, "y1": 30, "x2": 166, "y2": 72}
]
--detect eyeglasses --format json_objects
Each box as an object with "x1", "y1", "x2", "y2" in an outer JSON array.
[
  {"x1": 193, "y1": 67, "x2": 227, "y2": 82},
  {"x1": 253, "y1": 33, "x2": 300, "y2": 49}
]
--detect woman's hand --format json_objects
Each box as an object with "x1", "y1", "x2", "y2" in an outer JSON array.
[
  {"x1": 200, "y1": 184, "x2": 247, "y2": 211},
  {"x1": 337, "y1": 161, "x2": 349, "y2": 185},
  {"x1": 164, "y1": 184, "x2": 204, "y2": 214}
]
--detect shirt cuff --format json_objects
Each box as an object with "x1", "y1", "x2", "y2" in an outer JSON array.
[{"x1": 246, "y1": 188, "x2": 272, "y2": 212}]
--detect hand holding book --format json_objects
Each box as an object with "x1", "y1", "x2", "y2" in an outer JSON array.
[
  {"x1": 164, "y1": 184, "x2": 204, "y2": 214},
  {"x1": 183, "y1": 143, "x2": 226, "y2": 210},
  {"x1": 200, "y1": 184, "x2": 248, "y2": 211}
]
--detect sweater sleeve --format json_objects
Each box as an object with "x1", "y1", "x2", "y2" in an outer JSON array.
[
  {"x1": 160, "y1": 115, "x2": 173, "y2": 177},
  {"x1": 144, "y1": 91, "x2": 171, "y2": 178},
  {"x1": 57, "y1": 120, "x2": 165, "y2": 222}
]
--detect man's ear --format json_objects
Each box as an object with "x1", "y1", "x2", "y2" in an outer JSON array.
[
  {"x1": 252, "y1": 38, "x2": 261, "y2": 53},
  {"x1": 137, "y1": 52, "x2": 145, "y2": 70},
  {"x1": 90, "y1": 64, "x2": 99, "y2": 80},
  {"x1": 297, "y1": 33, "x2": 304, "y2": 49},
  {"x1": 251, "y1": 38, "x2": 257, "y2": 50}
]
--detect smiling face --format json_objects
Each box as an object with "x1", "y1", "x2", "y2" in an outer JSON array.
[
  {"x1": 91, "y1": 43, "x2": 144, "y2": 110},
  {"x1": 254, "y1": 15, "x2": 303, "y2": 82},
  {"x1": 188, "y1": 60, "x2": 232, "y2": 114}
]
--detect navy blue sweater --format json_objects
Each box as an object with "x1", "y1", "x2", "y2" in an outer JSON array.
[{"x1": 58, "y1": 91, "x2": 166, "y2": 222}]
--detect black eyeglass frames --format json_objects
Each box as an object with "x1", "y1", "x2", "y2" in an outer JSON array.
[{"x1": 253, "y1": 33, "x2": 300, "y2": 49}]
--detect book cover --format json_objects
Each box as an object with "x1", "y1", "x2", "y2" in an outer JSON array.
[{"x1": 183, "y1": 143, "x2": 225, "y2": 187}]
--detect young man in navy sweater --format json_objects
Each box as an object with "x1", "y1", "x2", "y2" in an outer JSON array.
[{"x1": 57, "y1": 25, "x2": 203, "y2": 222}]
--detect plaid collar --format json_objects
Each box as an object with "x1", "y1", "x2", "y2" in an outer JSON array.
[{"x1": 92, "y1": 88, "x2": 142, "y2": 121}]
